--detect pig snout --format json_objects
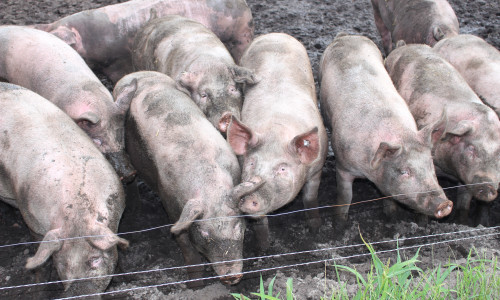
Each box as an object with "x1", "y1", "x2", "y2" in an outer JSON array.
[
  {"x1": 470, "y1": 177, "x2": 498, "y2": 202},
  {"x1": 232, "y1": 176, "x2": 265, "y2": 215},
  {"x1": 104, "y1": 151, "x2": 137, "y2": 183},
  {"x1": 220, "y1": 272, "x2": 243, "y2": 285},
  {"x1": 240, "y1": 194, "x2": 261, "y2": 214},
  {"x1": 218, "y1": 112, "x2": 234, "y2": 133},
  {"x1": 434, "y1": 199, "x2": 453, "y2": 219}
]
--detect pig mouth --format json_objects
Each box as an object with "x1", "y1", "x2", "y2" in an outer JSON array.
[
  {"x1": 434, "y1": 200, "x2": 453, "y2": 219},
  {"x1": 220, "y1": 273, "x2": 243, "y2": 285}
]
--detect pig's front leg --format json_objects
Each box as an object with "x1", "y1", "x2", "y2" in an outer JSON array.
[
  {"x1": 175, "y1": 232, "x2": 204, "y2": 288},
  {"x1": 334, "y1": 168, "x2": 355, "y2": 230},
  {"x1": 456, "y1": 186, "x2": 473, "y2": 225},
  {"x1": 253, "y1": 216, "x2": 270, "y2": 251},
  {"x1": 302, "y1": 169, "x2": 323, "y2": 233}
]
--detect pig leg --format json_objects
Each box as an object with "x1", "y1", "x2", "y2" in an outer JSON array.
[
  {"x1": 175, "y1": 232, "x2": 205, "y2": 288},
  {"x1": 383, "y1": 199, "x2": 398, "y2": 218},
  {"x1": 253, "y1": 217, "x2": 270, "y2": 251},
  {"x1": 456, "y1": 186, "x2": 473, "y2": 225},
  {"x1": 334, "y1": 168, "x2": 355, "y2": 230},
  {"x1": 302, "y1": 169, "x2": 323, "y2": 233},
  {"x1": 475, "y1": 201, "x2": 492, "y2": 227},
  {"x1": 372, "y1": 1, "x2": 393, "y2": 54}
]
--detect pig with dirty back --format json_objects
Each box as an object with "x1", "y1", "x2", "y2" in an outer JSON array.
[
  {"x1": 0, "y1": 83, "x2": 128, "y2": 298},
  {"x1": 319, "y1": 34, "x2": 452, "y2": 226},
  {"x1": 117, "y1": 71, "x2": 254, "y2": 285},
  {"x1": 371, "y1": 0, "x2": 459, "y2": 54},
  {"x1": 434, "y1": 34, "x2": 500, "y2": 118},
  {"x1": 227, "y1": 33, "x2": 328, "y2": 249},
  {"x1": 0, "y1": 26, "x2": 135, "y2": 182},
  {"x1": 132, "y1": 15, "x2": 255, "y2": 134},
  {"x1": 385, "y1": 43, "x2": 500, "y2": 223},
  {"x1": 33, "y1": 0, "x2": 254, "y2": 83}
]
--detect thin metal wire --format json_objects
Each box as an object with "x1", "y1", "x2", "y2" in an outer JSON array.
[
  {"x1": 53, "y1": 230, "x2": 500, "y2": 300},
  {"x1": 1, "y1": 225, "x2": 498, "y2": 292},
  {"x1": 0, "y1": 181, "x2": 495, "y2": 249}
]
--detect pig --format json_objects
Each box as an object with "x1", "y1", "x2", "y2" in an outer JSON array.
[
  {"x1": 117, "y1": 71, "x2": 255, "y2": 285},
  {"x1": 132, "y1": 15, "x2": 255, "y2": 133},
  {"x1": 0, "y1": 82, "x2": 128, "y2": 298},
  {"x1": 226, "y1": 33, "x2": 328, "y2": 249},
  {"x1": 434, "y1": 34, "x2": 500, "y2": 118},
  {"x1": 371, "y1": 0, "x2": 459, "y2": 54},
  {"x1": 0, "y1": 25, "x2": 136, "y2": 182},
  {"x1": 33, "y1": 0, "x2": 254, "y2": 83},
  {"x1": 385, "y1": 43, "x2": 500, "y2": 223},
  {"x1": 319, "y1": 34, "x2": 452, "y2": 226}
]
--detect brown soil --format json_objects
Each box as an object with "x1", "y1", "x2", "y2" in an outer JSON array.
[{"x1": 0, "y1": 0, "x2": 499, "y2": 299}]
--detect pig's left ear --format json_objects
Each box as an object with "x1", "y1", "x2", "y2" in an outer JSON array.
[
  {"x1": 26, "y1": 228, "x2": 63, "y2": 269},
  {"x1": 113, "y1": 78, "x2": 138, "y2": 113},
  {"x1": 231, "y1": 66, "x2": 257, "y2": 85},
  {"x1": 176, "y1": 71, "x2": 201, "y2": 95},
  {"x1": 87, "y1": 225, "x2": 129, "y2": 251},
  {"x1": 420, "y1": 109, "x2": 447, "y2": 146},
  {"x1": 171, "y1": 198, "x2": 204, "y2": 235},
  {"x1": 289, "y1": 127, "x2": 320, "y2": 164},
  {"x1": 227, "y1": 115, "x2": 260, "y2": 155}
]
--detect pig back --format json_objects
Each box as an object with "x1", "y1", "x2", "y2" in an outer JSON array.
[
  {"x1": 320, "y1": 35, "x2": 418, "y2": 170},
  {"x1": 123, "y1": 71, "x2": 240, "y2": 217},
  {"x1": 434, "y1": 34, "x2": 500, "y2": 117},
  {"x1": 0, "y1": 83, "x2": 124, "y2": 236},
  {"x1": 239, "y1": 33, "x2": 321, "y2": 136}
]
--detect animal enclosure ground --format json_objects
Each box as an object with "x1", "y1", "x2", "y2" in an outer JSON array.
[{"x1": 0, "y1": 0, "x2": 499, "y2": 299}]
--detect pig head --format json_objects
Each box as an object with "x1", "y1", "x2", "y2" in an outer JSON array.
[
  {"x1": 26, "y1": 225, "x2": 128, "y2": 296},
  {"x1": 228, "y1": 117, "x2": 322, "y2": 215}
]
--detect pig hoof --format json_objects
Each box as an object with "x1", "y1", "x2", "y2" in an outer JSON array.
[{"x1": 307, "y1": 218, "x2": 322, "y2": 233}]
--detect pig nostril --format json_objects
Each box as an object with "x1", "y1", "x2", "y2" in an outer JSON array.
[{"x1": 252, "y1": 201, "x2": 258, "y2": 207}]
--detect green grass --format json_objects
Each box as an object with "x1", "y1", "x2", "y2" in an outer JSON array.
[{"x1": 231, "y1": 236, "x2": 500, "y2": 300}]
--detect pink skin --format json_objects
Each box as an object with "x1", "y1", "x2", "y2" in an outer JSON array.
[
  {"x1": 319, "y1": 35, "x2": 452, "y2": 225},
  {"x1": 33, "y1": 0, "x2": 254, "y2": 83},
  {"x1": 227, "y1": 33, "x2": 328, "y2": 249},
  {"x1": 371, "y1": 0, "x2": 459, "y2": 54},
  {"x1": 434, "y1": 34, "x2": 500, "y2": 118},
  {"x1": 117, "y1": 71, "x2": 245, "y2": 285},
  {"x1": 0, "y1": 83, "x2": 128, "y2": 297},
  {"x1": 0, "y1": 26, "x2": 135, "y2": 182},
  {"x1": 385, "y1": 44, "x2": 500, "y2": 219}
]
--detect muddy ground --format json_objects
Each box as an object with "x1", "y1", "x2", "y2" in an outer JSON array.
[{"x1": 1, "y1": 0, "x2": 500, "y2": 299}]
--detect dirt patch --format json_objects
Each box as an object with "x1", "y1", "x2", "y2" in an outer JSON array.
[{"x1": 0, "y1": 0, "x2": 499, "y2": 299}]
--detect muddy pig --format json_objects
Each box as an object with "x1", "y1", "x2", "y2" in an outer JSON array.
[
  {"x1": 319, "y1": 34, "x2": 452, "y2": 226},
  {"x1": 0, "y1": 83, "x2": 128, "y2": 298},
  {"x1": 385, "y1": 43, "x2": 500, "y2": 223},
  {"x1": 227, "y1": 33, "x2": 328, "y2": 249},
  {"x1": 434, "y1": 34, "x2": 500, "y2": 118},
  {"x1": 132, "y1": 15, "x2": 255, "y2": 133},
  {"x1": 33, "y1": 0, "x2": 254, "y2": 83},
  {"x1": 371, "y1": 0, "x2": 459, "y2": 54},
  {"x1": 118, "y1": 71, "x2": 253, "y2": 285},
  {"x1": 0, "y1": 26, "x2": 135, "y2": 182}
]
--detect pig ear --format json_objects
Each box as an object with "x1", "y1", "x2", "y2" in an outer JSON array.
[
  {"x1": 87, "y1": 225, "x2": 129, "y2": 251},
  {"x1": 231, "y1": 66, "x2": 257, "y2": 85},
  {"x1": 289, "y1": 127, "x2": 320, "y2": 164},
  {"x1": 370, "y1": 142, "x2": 403, "y2": 170},
  {"x1": 51, "y1": 27, "x2": 78, "y2": 48},
  {"x1": 395, "y1": 40, "x2": 407, "y2": 48},
  {"x1": 176, "y1": 71, "x2": 200, "y2": 95},
  {"x1": 171, "y1": 198, "x2": 204, "y2": 235},
  {"x1": 433, "y1": 26, "x2": 445, "y2": 41},
  {"x1": 113, "y1": 78, "x2": 138, "y2": 113},
  {"x1": 76, "y1": 111, "x2": 100, "y2": 125},
  {"x1": 227, "y1": 115, "x2": 259, "y2": 155},
  {"x1": 442, "y1": 120, "x2": 475, "y2": 144},
  {"x1": 25, "y1": 228, "x2": 63, "y2": 269},
  {"x1": 420, "y1": 110, "x2": 447, "y2": 146}
]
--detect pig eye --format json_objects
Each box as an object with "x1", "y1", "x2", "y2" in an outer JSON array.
[
  {"x1": 200, "y1": 93, "x2": 208, "y2": 100},
  {"x1": 400, "y1": 169, "x2": 411, "y2": 177},
  {"x1": 465, "y1": 145, "x2": 476, "y2": 158},
  {"x1": 276, "y1": 164, "x2": 288, "y2": 175},
  {"x1": 88, "y1": 256, "x2": 103, "y2": 269}
]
